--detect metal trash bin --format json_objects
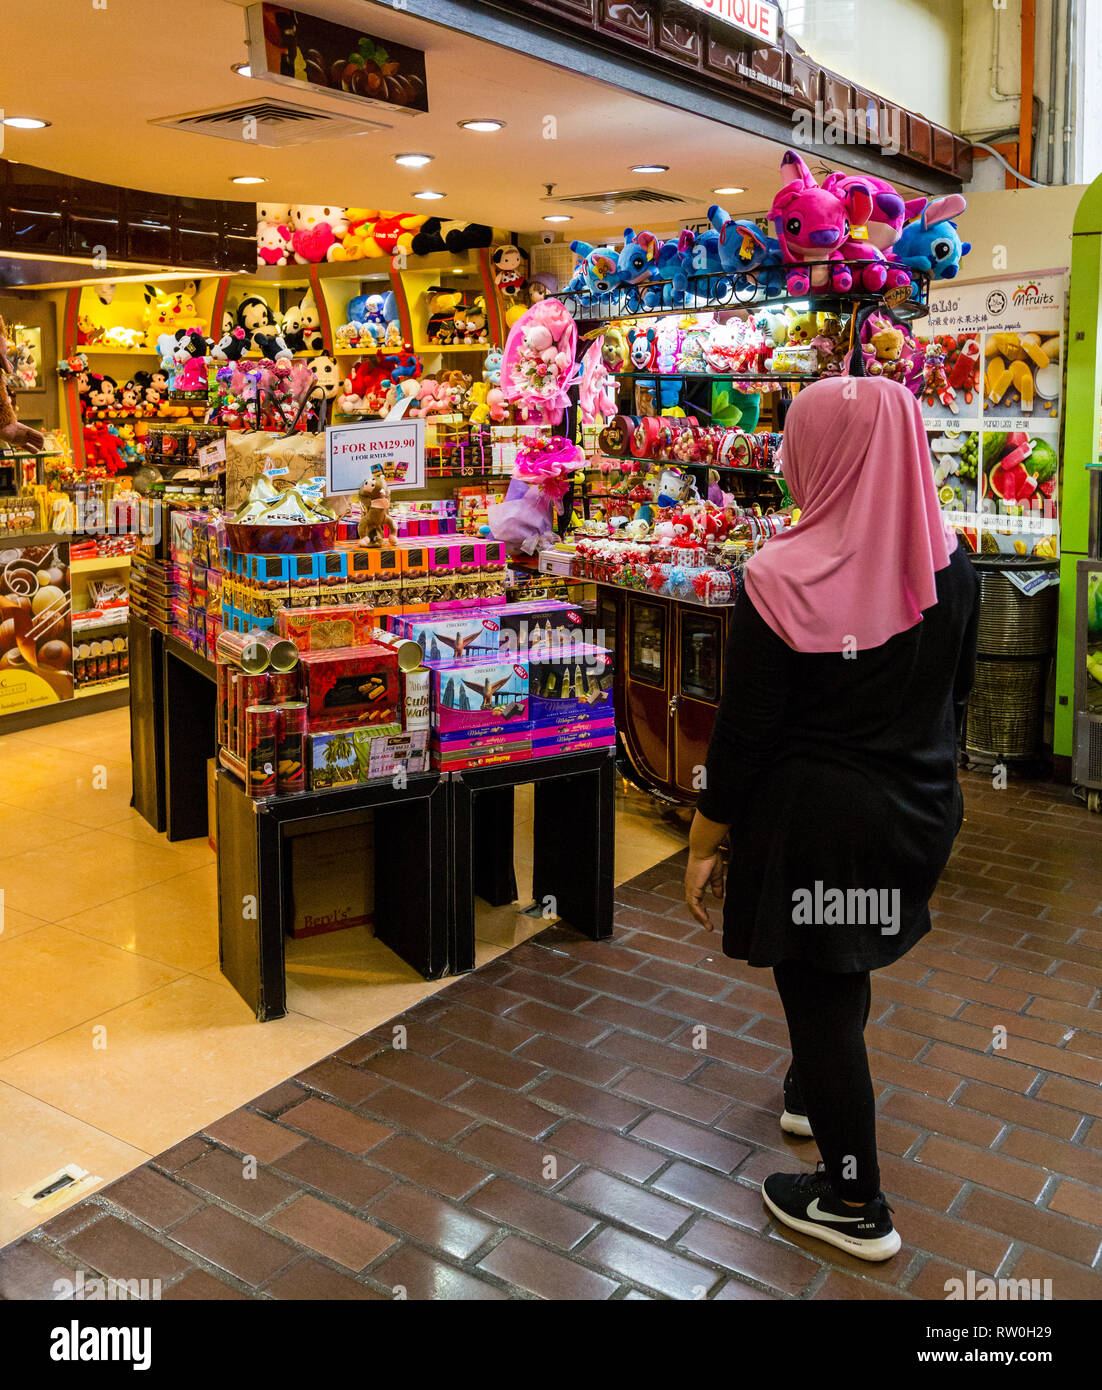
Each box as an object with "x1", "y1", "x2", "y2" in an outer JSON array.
[{"x1": 963, "y1": 556, "x2": 1058, "y2": 767}]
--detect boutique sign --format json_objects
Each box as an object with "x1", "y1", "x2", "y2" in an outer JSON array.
[{"x1": 675, "y1": 0, "x2": 780, "y2": 46}]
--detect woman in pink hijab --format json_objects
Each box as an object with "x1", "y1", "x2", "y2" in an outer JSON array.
[{"x1": 684, "y1": 376, "x2": 979, "y2": 1262}]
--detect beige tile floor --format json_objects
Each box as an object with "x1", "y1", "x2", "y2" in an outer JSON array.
[{"x1": 0, "y1": 706, "x2": 686, "y2": 1243}]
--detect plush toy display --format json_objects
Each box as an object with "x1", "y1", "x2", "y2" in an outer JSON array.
[
  {"x1": 500, "y1": 298, "x2": 580, "y2": 426},
  {"x1": 425, "y1": 286, "x2": 464, "y2": 344},
  {"x1": 142, "y1": 286, "x2": 204, "y2": 348},
  {"x1": 289, "y1": 205, "x2": 349, "y2": 264},
  {"x1": 707, "y1": 206, "x2": 785, "y2": 295},
  {"x1": 410, "y1": 219, "x2": 494, "y2": 256},
  {"x1": 492, "y1": 244, "x2": 529, "y2": 298},
  {"x1": 358, "y1": 475, "x2": 391, "y2": 544},
  {"x1": 257, "y1": 222, "x2": 292, "y2": 267},
  {"x1": 362, "y1": 212, "x2": 430, "y2": 258},
  {"x1": 236, "y1": 295, "x2": 279, "y2": 349},
  {"x1": 769, "y1": 150, "x2": 861, "y2": 295},
  {"x1": 894, "y1": 195, "x2": 971, "y2": 280}
]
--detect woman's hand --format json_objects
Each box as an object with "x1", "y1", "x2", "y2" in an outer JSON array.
[{"x1": 684, "y1": 849, "x2": 725, "y2": 931}]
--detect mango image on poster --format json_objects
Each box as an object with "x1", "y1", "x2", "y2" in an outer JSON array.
[{"x1": 984, "y1": 332, "x2": 1061, "y2": 414}]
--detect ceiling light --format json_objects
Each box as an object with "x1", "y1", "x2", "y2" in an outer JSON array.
[
  {"x1": 543, "y1": 215, "x2": 572, "y2": 223},
  {"x1": 414, "y1": 190, "x2": 445, "y2": 200},
  {"x1": 631, "y1": 164, "x2": 668, "y2": 174},
  {"x1": 232, "y1": 62, "x2": 252, "y2": 77},
  {"x1": 2, "y1": 117, "x2": 50, "y2": 130},
  {"x1": 458, "y1": 119, "x2": 505, "y2": 133},
  {"x1": 231, "y1": 175, "x2": 266, "y2": 185},
  {"x1": 394, "y1": 152, "x2": 433, "y2": 168},
  {"x1": 713, "y1": 186, "x2": 745, "y2": 195}
]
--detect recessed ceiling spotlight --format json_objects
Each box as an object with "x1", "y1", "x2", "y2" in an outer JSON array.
[
  {"x1": 231, "y1": 175, "x2": 266, "y2": 185},
  {"x1": 394, "y1": 153, "x2": 433, "y2": 167},
  {"x1": 713, "y1": 186, "x2": 745, "y2": 195},
  {"x1": 543, "y1": 215, "x2": 572, "y2": 223},
  {"x1": 2, "y1": 117, "x2": 50, "y2": 130},
  {"x1": 232, "y1": 62, "x2": 252, "y2": 77},
  {"x1": 458, "y1": 119, "x2": 505, "y2": 132},
  {"x1": 413, "y1": 190, "x2": 445, "y2": 200},
  {"x1": 631, "y1": 163, "x2": 668, "y2": 174}
]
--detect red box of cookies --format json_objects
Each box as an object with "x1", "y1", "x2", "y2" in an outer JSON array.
[{"x1": 296, "y1": 644, "x2": 400, "y2": 731}]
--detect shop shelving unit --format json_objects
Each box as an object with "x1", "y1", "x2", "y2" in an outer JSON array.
[{"x1": 561, "y1": 260, "x2": 931, "y2": 803}]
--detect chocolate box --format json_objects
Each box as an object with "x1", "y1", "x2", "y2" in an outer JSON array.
[
  {"x1": 526, "y1": 644, "x2": 615, "y2": 726},
  {"x1": 298, "y1": 644, "x2": 401, "y2": 731},
  {"x1": 431, "y1": 656, "x2": 529, "y2": 735},
  {"x1": 277, "y1": 605, "x2": 378, "y2": 652}
]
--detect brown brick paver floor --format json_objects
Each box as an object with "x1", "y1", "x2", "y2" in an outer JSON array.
[{"x1": 2, "y1": 772, "x2": 1100, "y2": 1300}]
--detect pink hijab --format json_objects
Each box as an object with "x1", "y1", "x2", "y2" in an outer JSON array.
[{"x1": 744, "y1": 376, "x2": 956, "y2": 653}]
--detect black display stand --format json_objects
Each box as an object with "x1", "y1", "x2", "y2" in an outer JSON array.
[
  {"x1": 162, "y1": 634, "x2": 216, "y2": 842},
  {"x1": 128, "y1": 618, "x2": 166, "y2": 831},
  {"x1": 450, "y1": 748, "x2": 616, "y2": 973},
  {"x1": 216, "y1": 767, "x2": 451, "y2": 1021}
]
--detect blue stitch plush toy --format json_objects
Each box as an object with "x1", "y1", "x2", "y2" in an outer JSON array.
[{"x1": 894, "y1": 194, "x2": 971, "y2": 281}]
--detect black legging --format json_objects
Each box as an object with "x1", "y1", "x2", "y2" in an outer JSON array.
[{"x1": 773, "y1": 961, "x2": 879, "y2": 1203}]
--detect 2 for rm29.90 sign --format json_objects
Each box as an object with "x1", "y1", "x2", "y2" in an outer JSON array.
[{"x1": 326, "y1": 419, "x2": 425, "y2": 495}]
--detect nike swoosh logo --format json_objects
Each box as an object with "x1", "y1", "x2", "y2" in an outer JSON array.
[{"x1": 806, "y1": 1198, "x2": 866, "y2": 1223}]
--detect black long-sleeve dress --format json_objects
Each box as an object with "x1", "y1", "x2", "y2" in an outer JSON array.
[{"x1": 696, "y1": 545, "x2": 981, "y2": 972}]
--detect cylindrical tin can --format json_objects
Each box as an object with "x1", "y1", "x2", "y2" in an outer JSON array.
[
  {"x1": 245, "y1": 704, "x2": 279, "y2": 798},
  {"x1": 254, "y1": 630, "x2": 300, "y2": 673},
  {"x1": 370, "y1": 626, "x2": 423, "y2": 672},
  {"x1": 402, "y1": 666, "x2": 431, "y2": 731},
  {"x1": 216, "y1": 662, "x2": 230, "y2": 749},
  {"x1": 216, "y1": 629, "x2": 269, "y2": 674},
  {"x1": 276, "y1": 701, "x2": 307, "y2": 794},
  {"x1": 268, "y1": 670, "x2": 300, "y2": 704},
  {"x1": 237, "y1": 673, "x2": 271, "y2": 756},
  {"x1": 225, "y1": 669, "x2": 238, "y2": 755}
]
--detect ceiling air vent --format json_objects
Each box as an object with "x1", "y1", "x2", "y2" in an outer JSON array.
[
  {"x1": 543, "y1": 188, "x2": 694, "y2": 215},
  {"x1": 151, "y1": 100, "x2": 390, "y2": 148}
]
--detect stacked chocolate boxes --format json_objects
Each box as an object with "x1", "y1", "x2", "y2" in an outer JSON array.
[
  {"x1": 388, "y1": 601, "x2": 615, "y2": 772},
  {"x1": 220, "y1": 538, "x2": 508, "y2": 634},
  {"x1": 131, "y1": 507, "x2": 224, "y2": 657}
]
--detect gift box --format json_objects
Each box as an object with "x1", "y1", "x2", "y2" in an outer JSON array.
[
  {"x1": 526, "y1": 644, "x2": 614, "y2": 725},
  {"x1": 298, "y1": 644, "x2": 401, "y2": 731},
  {"x1": 430, "y1": 746, "x2": 533, "y2": 772},
  {"x1": 351, "y1": 727, "x2": 428, "y2": 780},
  {"x1": 430, "y1": 657, "x2": 529, "y2": 735},
  {"x1": 277, "y1": 605, "x2": 378, "y2": 652},
  {"x1": 306, "y1": 723, "x2": 402, "y2": 789}
]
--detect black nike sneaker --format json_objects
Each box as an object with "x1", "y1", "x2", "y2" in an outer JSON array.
[
  {"x1": 762, "y1": 1167, "x2": 901, "y2": 1261},
  {"x1": 780, "y1": 1066, "x2": 813, "y2": 1138}
]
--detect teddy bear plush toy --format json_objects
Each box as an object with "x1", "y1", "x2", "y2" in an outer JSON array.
[
  {"x1": 357, "y1": 475, "x2": 391, "y2": 544},
  {"x1": 0, "y1": 316, "x2": 45, "y2": 452}
]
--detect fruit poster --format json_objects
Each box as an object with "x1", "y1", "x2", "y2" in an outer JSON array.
[
  {"x1": 916, "y1": 270, "x2": 1063, "y2": 561},
  {"x1": 0, "y1": 540, "x2": 75, "y2": 716}
]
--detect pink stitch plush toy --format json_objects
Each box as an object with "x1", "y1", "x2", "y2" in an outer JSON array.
[{"x1": 769, "y1": 150, "x2": 861, "y2": 296}]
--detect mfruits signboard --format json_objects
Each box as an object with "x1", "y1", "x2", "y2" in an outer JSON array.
[
  {"x1": 676, "y1": 0, "x2": 780, "y2": 46},
  {"x1": 918, "y1": 269, "x2": 1065, "y2": 563}
]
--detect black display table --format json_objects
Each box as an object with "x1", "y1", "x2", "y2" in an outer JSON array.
[
  {"x1": 450, "y1": 747, "x2": 616, "y2": 974},
  {"x1": 217, "y1": 767, "x2": 451, "y2": 1020},
  {"x1": 128, "y1": 618, "x2": 166, "y2": 831},
  {"x1": 161, "y1": 634, "x2": 216, "y2": 841}
]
